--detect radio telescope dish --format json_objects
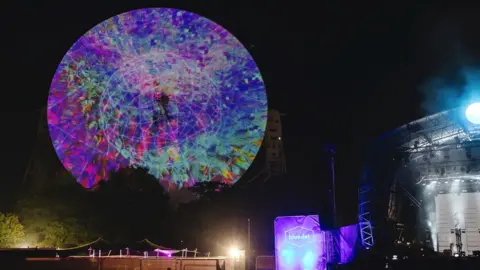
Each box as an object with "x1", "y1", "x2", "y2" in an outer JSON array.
[{"x1": 47, "y1": 8, "x2": 268, "y2": 189}]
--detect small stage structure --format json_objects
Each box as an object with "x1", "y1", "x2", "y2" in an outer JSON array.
[{"x1": 273, "y1": 215, "x2": 360, "y2": 270}]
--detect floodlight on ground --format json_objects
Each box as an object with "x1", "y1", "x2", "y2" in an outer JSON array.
[
  {"x1": 229, "y1": 247, "x2": 241, "y2": 257},
  {"x1": 18, "y1": 242, "x2": 31, "y2": 248}
]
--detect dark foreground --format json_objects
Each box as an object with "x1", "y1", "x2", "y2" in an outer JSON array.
[
  {"x1": 2, "y1": 256, "x2": 233, "y2": 270},
  {"x1": 2, "y1": 255, "x2": 480, "y2": 269},
  {"x1": 341, "y1": 256, "x2": 480, "y2": 270}
]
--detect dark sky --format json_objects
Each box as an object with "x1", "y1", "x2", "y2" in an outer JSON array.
[{"x1": 1, "y1": 2, "x2": 479, "y2": 220}]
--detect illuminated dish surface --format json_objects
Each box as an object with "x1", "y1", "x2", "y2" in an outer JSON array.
[{"x1": 48, "y1": 8, "x2": 267, "y2": 189}]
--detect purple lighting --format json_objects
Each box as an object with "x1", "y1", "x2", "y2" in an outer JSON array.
[
  {"x1": 274, "y1": 216, "x2": 360, "y2": 268},
  {"x1": 338, "y1": 224, "x2": 359, "y2": 263},
  {"x1": 154, "y1": 248, "x2": 174, "y2": 257},
  {"x1": 274, "y1": 215, "x2": 325, "y2": 270}
]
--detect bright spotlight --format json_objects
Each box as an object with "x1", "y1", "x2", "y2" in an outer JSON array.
[
  {"x1": 229, "y1": 248, "x2": 241, "y2": 257},
  {"x1": 465, "y1": 103, "x2": 480, "y2": 124}
]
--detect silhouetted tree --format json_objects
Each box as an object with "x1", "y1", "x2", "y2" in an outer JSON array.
[
  {"x1": 174, "y1": 182, "x2": 252, "y2": 254},
  {"x1": 188, "y1": 181, "x2": 236, "y2": 200},
  {"x1": 91, "y1": 167, "x2": 171, "y2": 245}
]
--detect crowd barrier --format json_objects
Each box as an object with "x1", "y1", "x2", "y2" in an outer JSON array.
[
  {"x1": 255, "y1": 255, "x2": 274, "y2": 270},
  {"x1": 5, "y1": 257, "x2": 232, "y2": 270}
]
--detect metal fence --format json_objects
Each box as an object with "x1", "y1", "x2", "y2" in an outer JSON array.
[
  {"x1": 255, "y1": 255, "x2": 274, "y2": 270},
  {"x1": 11, "y1": 257, "x2": 233, "y2": 270}
]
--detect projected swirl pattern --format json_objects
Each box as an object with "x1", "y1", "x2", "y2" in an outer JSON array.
[{"x1": 47, "y1": 8, "x2": 267, "y2": 189}]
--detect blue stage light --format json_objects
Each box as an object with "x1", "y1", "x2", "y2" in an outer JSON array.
[
  {"x1": 302, "y1": 251, "x2": 316, "y2": 268},
  {"x1": 466, "y1": 103, "x2": 480, "y2": 124}
]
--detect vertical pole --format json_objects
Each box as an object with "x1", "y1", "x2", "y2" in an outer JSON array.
[
  {"x1": 331, "y1": 154, "x2": 336, "y2": 228},
  {"x1": 437, "y1": 232, "x2": 439, "y2": 253},
  {"x1": 247, "y1": 218, "x2": 251, "y2": 270},
  {"x1": 324, "y1": 144, "x2": 337, "y2": 229},
  {"x1": 326, "y1": 144, "x2": 338, "y2": 264}
]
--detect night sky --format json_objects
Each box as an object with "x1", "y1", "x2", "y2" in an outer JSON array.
[{"x1": 1, "y1": 2, "x2": 479, "y2": 224}]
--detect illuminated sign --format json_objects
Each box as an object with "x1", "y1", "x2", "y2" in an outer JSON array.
[
  {"x1": 285, "y1": 226, "x2": 315, "y2": 247},
  {"x1": 274, "y1": 216, "x2": 359, "y2": 269},
  {"x1": 274, "y1": 215, "x2": 323, "y2": 270}
]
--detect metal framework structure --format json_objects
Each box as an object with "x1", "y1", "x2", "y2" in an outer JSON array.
[
  {"x1": 23, "y1": 106, "x2": 68, "y2": 191},
  {"x1": 248, "y1": 109, "x2": 286, "y2": 184},
  {"x1": 358, "y1": 184, "x2": 374, "y2": 249},
  {"x1": 381, "y1": 108, "x2": 474, "y2": 151},
  {"x1": 360, "y1": 106, "x2": 480, "y2": 249},
  {"x1": 23, "y1": 107, "x2": 48, "y2": 184},
  {"x1": 383, "y1": 107, "x2": 480, "y2": 191}
]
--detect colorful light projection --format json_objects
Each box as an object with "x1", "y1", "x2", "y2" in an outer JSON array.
[
  {"x1": 274, "y1": 215, "x2": 325, "y2": 270},
  {"x1": 47, "y1": 8, "x2": 268, "y2": 189}
]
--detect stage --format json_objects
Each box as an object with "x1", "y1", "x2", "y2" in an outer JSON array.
[{"x1": 359, "y1": 106, "x2": 480, "y2": 256}]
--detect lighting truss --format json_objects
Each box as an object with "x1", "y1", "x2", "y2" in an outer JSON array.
[{"x1": 358, "y1": 185, "x2": 374, "y2": 249}]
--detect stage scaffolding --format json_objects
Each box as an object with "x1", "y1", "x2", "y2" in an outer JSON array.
[
  {"x1": 358, "y1": 185, "x2": 374, "y2": 249},
  {"x1": 360, "y1": 106, "x2": 480, "y2": 253}
]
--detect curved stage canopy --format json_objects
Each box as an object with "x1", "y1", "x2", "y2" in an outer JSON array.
[
  {"x1": 379, "y1": 107, "x2": 480, "y2": 151},
  {"x1": 374, "y1": 106, "x2": 480, "y2": 183}
]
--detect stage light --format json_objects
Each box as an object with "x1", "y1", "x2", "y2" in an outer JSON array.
[
  {"x1": 426, "y1": 183, "x2": 435, "y2": 191},
  {"x1": 280, "y1": 249, "x2": 295, "y2": 266},
  {"x1": 466, "y1": 103, "x2": 480, "y2": 124},
  {"x1": 302, "y1": 251, "x2": 315, "y2": 268}
]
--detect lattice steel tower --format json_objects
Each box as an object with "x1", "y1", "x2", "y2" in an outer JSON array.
[
  {"x1": 248, "y1": 109, "x2": 286, "y2": 183},
  {"x1": 23, "y1": 107, "x2": 67, "y2": 191}
]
